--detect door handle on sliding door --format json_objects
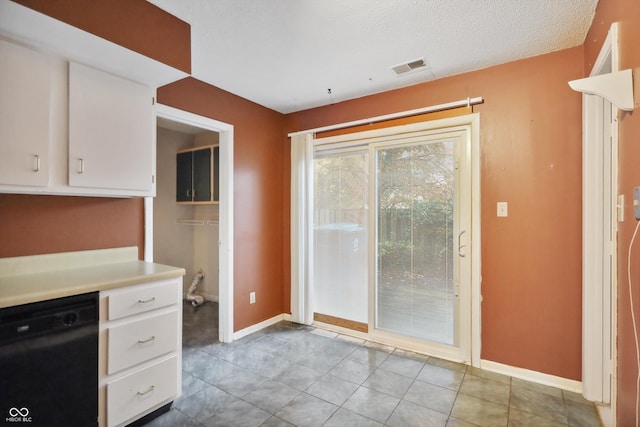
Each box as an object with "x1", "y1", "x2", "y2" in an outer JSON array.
[{"x1": 457, "y1": 230, "x2": 466, "y2": 257}]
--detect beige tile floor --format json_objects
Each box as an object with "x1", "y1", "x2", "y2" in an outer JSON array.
[{"x1": 144, "y1": 302, "x2": 602, "y2": 427}]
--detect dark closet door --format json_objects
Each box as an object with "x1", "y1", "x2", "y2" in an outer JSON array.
[
  {"x1": 192, "y1": 147, "x2": 212, "y2": 202},
  {"x1": 176, "y1": 151, "x2": 193, "y2": 202}
]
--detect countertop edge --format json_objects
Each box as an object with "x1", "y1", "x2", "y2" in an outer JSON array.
[{"x1": 0, "y1": 261, "x2": 186, "y2": 309}]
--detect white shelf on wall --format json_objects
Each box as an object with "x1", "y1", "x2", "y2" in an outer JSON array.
[{"x1": 569, "y1": 69, "x2": 635, "y2": 111}]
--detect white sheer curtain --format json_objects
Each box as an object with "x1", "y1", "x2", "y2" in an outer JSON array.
[{"x1": 290, "y1": 133, "x2": 314, "y2": 325}]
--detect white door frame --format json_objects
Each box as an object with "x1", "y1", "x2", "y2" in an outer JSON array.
[
  {"x1": 311, "y1": 114, "x2": 481, "y2": 365},
  {"x1": 582, "y1": 22, "x2": 618, "y2": 416},
  {"x1": 146, "y1": 103, "x2": 235, "y2": 343}
]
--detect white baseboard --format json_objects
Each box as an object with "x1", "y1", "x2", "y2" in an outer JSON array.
[
  {"x1": 481, "y1": 359, "x2": 582, "y2": 393},
  {"x1": 233, "y1": 313, "x2": 286, "y2": 340},
  {"x1": 595, "y1": 403, "x2": 613, "y2": 427}
]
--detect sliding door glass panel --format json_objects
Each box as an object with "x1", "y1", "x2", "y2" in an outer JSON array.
[
  {"x1": 375, "y1": 140, "x2": 458, "y2": 345},
  {"x1": 314, "y1": 150, "x2": 369, "y2": 323}
]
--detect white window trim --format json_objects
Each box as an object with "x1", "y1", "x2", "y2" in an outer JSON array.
[
  {"x1": 291, "y1": 113, "x2": 481, "y2": 365},
  {"x1": 581, "y1": 22, "x2": 619, "y2": 422}
]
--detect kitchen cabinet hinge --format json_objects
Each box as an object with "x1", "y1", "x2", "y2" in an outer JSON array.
[
  {"x1": 152, "y1": 97, "x2": 155, "y2": 105},
  {"x1": 152, "y1": 175, "x2": 155, "y2": 184}
]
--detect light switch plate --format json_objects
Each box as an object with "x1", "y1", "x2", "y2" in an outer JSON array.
[{"x1": 497, "y1": 201, "x2": 508, "y2": 217}]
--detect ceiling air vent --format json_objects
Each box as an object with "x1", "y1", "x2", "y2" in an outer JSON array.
[{"x1": 391, "y1": 58, "x2": 428, "y2": 76}]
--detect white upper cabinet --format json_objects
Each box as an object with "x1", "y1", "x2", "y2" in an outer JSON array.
[
  {"x1": 0, "y1": 40, "x2": 52, "y2": 187},
  {"x1": 0, "y1": 37, "x2": 157, "y2": 198},
  {"x1": 68, "y1": 62, "x2": 155, "y2": 195},
  {"x1": 0, "y1": 0, "x2": 187, "y2": 197}
]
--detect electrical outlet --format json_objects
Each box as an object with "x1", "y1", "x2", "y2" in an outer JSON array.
[
  {"x1": 249, "y1": 292, "x2": 256, "y2": 304},
  {"x1": 634, "y1": 187, "x2": 640, "y2": 220}
]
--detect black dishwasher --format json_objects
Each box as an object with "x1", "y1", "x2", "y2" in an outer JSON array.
[{"x1": 0, "y1": 292, "x2": 98, "y2": 427}]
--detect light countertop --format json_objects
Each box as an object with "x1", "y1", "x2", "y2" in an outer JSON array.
[{"x1": 0, "y1": 247, "x2": 185, "y2": 309}]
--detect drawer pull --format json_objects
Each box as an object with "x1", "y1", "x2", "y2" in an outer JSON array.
[
  {"x1": 137, "y1": 385, "x2": 155, "y2": 397},
  {"x1": 137, "y1": 336, "x2": 156, "y2": 344},
  {"x1": 137, "y1": 297, "x2": 156, "y2": 304}
]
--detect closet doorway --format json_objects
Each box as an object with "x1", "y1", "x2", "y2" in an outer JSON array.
[{"x1": 145, "y1": 104, "x2": 234, "y2": 343}]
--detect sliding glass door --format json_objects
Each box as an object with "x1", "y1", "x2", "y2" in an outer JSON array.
[
  {"x1": 373, "y1": 135, "x2": 466, "y2": 346},
  {"x1": 311, "y1": 123, "x2": 473, "y2": 360},
  {"x1": 314, "y1": 150, "x2": 369, "y2": 324}
]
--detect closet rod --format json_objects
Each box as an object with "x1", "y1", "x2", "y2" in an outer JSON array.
[{"x1": 288, "y1": 96, "x2": 483, "y2": 137}]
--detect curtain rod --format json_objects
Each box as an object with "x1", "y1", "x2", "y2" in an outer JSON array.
[{"x1": 288, "y1": 96, "x2": 483, "y2": 137}]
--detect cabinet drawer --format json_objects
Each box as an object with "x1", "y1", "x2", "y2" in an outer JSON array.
[
  {"x1": 108, "y1": 310, "x2": 178, "y2": 374},
  {"x1": 107, "y1": 279, "x2": 178, "y2": 320},
  {"x1": 107, "y1": 356, "x2": 177, "y2": 427}
]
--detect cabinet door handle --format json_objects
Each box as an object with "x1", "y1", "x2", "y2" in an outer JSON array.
[
  {"x1": 137, "y1": 385, "x2": 155, "y2": 396},
  {"x1": 77, "y1": 158, "x2": 85, "y2": 174},
  {"x1": 186, "y1": 189, "x2": 191, "y2": 199},
  {"x1": 33, "y1": 155, "x2": 40, "y2": 172},
  {"x1": 137, "y1": 297, "x2": 156, "y2": 304},
  {"x1": 137, "y1": 336, "x2": 156, "y2": 344}
]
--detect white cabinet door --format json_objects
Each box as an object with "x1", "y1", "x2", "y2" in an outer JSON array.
[
  {"x1": 106, "y1": 356, "x2": 178, "y2": 427},
  {"x1": 0, "y1": 40, "x2": 51, "y2": 187},
  {"x1": 68, "y1": 62, "x2": 154, "y2": 194}
]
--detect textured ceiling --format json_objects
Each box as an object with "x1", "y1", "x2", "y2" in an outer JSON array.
[{"x1": 147, "y1": 0, "x2": 598, "y2": 114}]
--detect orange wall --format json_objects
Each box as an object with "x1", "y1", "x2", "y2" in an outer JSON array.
[
  {"x1": 157, "y1": 78, "x2": 288, "y2": 332},
  {"x1": 286, "y1": 48, "x2": 584, "y2": 380},
  {"x1": 0, "y1": 195, "x2": 144, "y2": 259},
  {"x1": 2, "y1": 0, "x2": 592, "y2": 384},
  {"x1": 584, "y1": 0, "x2": 640, "y2": 425},
  {"x1": 11, "y1": 0, "x2": 191, "y2": 73}
]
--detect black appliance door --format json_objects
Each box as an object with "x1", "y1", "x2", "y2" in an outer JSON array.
[
  {"x1": 0, "y1": 294, "x2": 98, "y2": 427},
  {"x1": 0, "y1": 323, "x2": 98, "y2": 427}
]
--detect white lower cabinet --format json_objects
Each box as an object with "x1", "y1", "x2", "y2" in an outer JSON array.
[
  {"x1": 99, "y1": 278, "x2": 182, "y2": 427},
  {"x1": 107, "y1": 356, "x2": 178, "y2": 427},
  {"x1": 107, "y1": 311, "x2": 178, "y2": 374}
]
